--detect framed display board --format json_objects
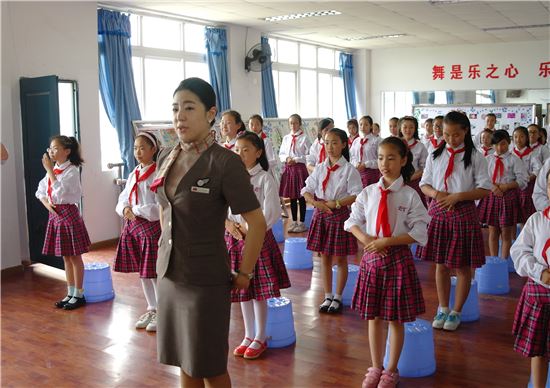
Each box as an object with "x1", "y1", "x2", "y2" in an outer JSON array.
[
  {"x1": 412, "y1": 103, "x2": 542, "y2": 136},
  {"x1": 132, "y1": 120, "x2": 178, "y2": 149}
]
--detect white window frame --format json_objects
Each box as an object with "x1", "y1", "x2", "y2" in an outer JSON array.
[{"x1": 269, "y1": 37, "x2": 346, "y2": 124}]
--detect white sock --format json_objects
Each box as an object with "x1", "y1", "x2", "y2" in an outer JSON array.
[
  {"x1": 141, "y1": 278, "x2": 157, "y2": 311},
  {"x1": 62, "y1": 286, "x2": 75, "y2": 302},
  {"x1": 321, "y1": 294, "x2": 333, "y2": 308},
  {"x1": 252, "y1": 300, "x2": 268, "y2": 346},
  {"x1": 439, "y1": 306, "x2": 450, "y2": 314},
  {"x1": 68, "y1": 288, "x2": 84, "y2": 304},
  {"x1": 450, "y1": 310, "x2": 461, "y2": 316},
  {"x1": 240, "y1": 301, "x2": 255, "y2": 346},
  {"x1": 334, "y1": 294, "x2": 343, "y2": 302}
]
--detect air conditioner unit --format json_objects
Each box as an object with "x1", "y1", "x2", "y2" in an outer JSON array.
[{"x1": 506, "y1": 90, "x2": 522, "y2": 98}]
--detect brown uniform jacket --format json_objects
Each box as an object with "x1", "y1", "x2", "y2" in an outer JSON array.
[{"x1": 155, "y1": 143, "x2": 260, "y2": 285}]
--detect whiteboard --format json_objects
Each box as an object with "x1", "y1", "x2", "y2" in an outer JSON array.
[{"x1": 412, "y1": 104, "x2": 542, "y2": 136}]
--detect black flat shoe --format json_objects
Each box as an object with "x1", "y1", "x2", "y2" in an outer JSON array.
[
  {"x1": 54, "y1": 296, "x2": 71, "y2": 308},
  {"x1": 319, "y1": 298, "x2": 333, "y2": 313},
  {"x1": 63, "y1": 296, "x2": 86, "y2": 310},
  {"x1": 327, "y1": 299, "x2": 343, "y2": 314}
]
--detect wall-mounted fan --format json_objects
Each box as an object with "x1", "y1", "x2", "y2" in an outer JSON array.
[{"x1": 244, "y1": 42, "x2": 272, "y2": 72}]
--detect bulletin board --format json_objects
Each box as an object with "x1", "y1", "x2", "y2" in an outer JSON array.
[
  {"x1": 132, "y1": 120, "x2": 178, "y2": 149},
  {"x1": 261, "y1": 117, "x2": 320, "y2": 155},
  {"x1": 412, "y1": 104, "x2": 542, "y2": 136}
]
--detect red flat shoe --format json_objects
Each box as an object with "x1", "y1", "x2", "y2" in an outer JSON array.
[
  {"x1": 243, "y1": 339, "x2": 267, "y2": 359},
  {"x1": 233, "y1": 337, "x2": 253, "y2": 357}
]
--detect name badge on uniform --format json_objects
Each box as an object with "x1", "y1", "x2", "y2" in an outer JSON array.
[{"x1": 191, "y1": 186, "x2": 210, "y2": 194}]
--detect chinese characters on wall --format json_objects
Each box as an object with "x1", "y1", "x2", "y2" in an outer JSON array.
[{"x1": 432, "y1": 62, "x2": 550, "y2": 80}]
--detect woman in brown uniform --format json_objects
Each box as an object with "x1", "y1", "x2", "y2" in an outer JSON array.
[{"x1": 154, "y1": 77, "x2": 267, "y2": 387}]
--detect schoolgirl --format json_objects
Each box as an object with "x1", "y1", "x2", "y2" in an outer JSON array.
[{"x1": 350, "y1": 115, "x2": 381, "y2": 188}]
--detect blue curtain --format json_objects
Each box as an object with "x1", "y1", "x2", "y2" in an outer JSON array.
[
  {"x1": 412, "y1": 92, "x2": 420, "y2": 105},
  {"x1": 428, "y1": 92, "x2": 436, "y2": 104},
  {"x1": 446, "y1": 90, "x2": 455, "y2": 104},
  {"x1": 205, "y1": 27, "x2": 230, "y2": 115},
  {"x1": 339, "y1": 52, "x2": 357, "y2": 119},
  {"x1": 260, "y1": 37, "x2": 278, "y2": 118},
  {"x1": 98, "y1": 9, "x2": 141, "y2": 177},
  {"x1": 489, "y1": 90, "x2": 496, "y2": 104}
]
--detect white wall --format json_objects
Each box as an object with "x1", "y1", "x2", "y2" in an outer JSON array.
[
  {"x1": 370, "y1": 40, "x2": 550, "y2": 124},
  {"x1": 226, "y1": 24, "x2": 262, "y2": 118},
  {"x1": 1, "y1": 2, "x2": 120, "y2": 269},
  {"x1": 354, "y1": 48, "x2": 371, "y2": 119}
]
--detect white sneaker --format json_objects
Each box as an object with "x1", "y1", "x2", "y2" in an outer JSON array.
[
  {"x1": 443, "y1": 312, "x2": 461, "y2": 331},
  {"x1": 145, "y1": 311, "x2": 157, "y2": 332},
  {"x1": 287, "y1": 221, "x2": 298, "y2": 233},
  {"x1": 135, "y1": 311, "x2": 155, "y2": 329},
  {"x1": 293, "y1": 222, "x2": 308, "y2": 233},
  {"x1": 432, "y1": 310, "x2": 448, "y2": 330}
]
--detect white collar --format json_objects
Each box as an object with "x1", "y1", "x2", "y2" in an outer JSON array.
[
  {"x1": 248, "y1": 163, "x2": 264, "y2": 176},
  {"x1": 55, "y1": 160, "x2": 71, "y2": 169},
  {"x1": 377, "y1": 175, "x2": 404, "y2": 191}
]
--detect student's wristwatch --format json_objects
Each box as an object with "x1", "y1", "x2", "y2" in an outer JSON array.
[{"x1": 335, "y1": 200, "x2": 342, "y2": 209}]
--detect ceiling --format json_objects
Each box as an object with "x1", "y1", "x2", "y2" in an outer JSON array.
[{"x1": 108, "y1": 1, "x2": 550, "y2": 49}]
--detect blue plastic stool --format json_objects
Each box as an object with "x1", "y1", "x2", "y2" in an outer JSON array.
[
  {"x1": 283, "y1": 238, "x2": 313, "y2": 270},
  {"x1": 410, "y1": 243, "x2": 421, "y2": 261},
  {"x1": 528, "y1": 363, "x2": 550, "y2": 387},
  {"x1": 331, "y1": 264, "x2": 360, "y2": 306},
  {"x1": 475, "y1": 256, "x2": 510, "y2": 295},
  {"x1": 304, "y1": 207, "x2": 314, "y2": 228},
  {"x1": 272, "y1": 219, "x2": 285, "y2": 243},
  {"x1": 266, "y1": 297, "x2": 296, "y2": 348},
  {"x1": 507, "y1": 256, "x2": 516, "y2": 273},
  {"x1": 448, "y1": 276, "x2": 480, "y2": 322},
  {"x1": 383, "y1": 319, "x2": 436, "y2": 378},
  {"x1": 83, "y1": 262, "x2": 115, "y2": 303}
]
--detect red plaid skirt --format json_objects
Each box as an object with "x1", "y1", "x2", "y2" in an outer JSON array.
[
  {"x1": 407, "y1": 178, "x2": 428, "y2": 208},
  {"x1": 420, "y1": 200, "x2": 486, "y2": 269},
  {"x1": 225, "y1": 230, "x2": 291, "y2": 302},
  {"x1": 352, "y1": 245, "x2": 425, "y2": 323},
  {"x1": 42, "y1": 204, "x2": 90, "y2": 256},
  {"x1": 519, "y1": 180, "x2": 537, "y2": 224},
  {"x1": 306, "y1": 205, "x2": 358, "y2": 257},
  {"x1": 512, "y1": 278, "x2": 550, "y2": 358},
  {"x1": 477, "y1": 188, "x2": 520, "y2": 227},
  {"x1": 279, "y1": 162, "x2": 309, "y2": 199},
  {"x1": 114, "y1": 217, "x2": 161, "y2": 278},
  {"x1": 359, "y1": 168, "x2": 381, "y2": 188}
]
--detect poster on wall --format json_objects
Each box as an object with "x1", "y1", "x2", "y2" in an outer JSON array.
[{"x1": 412, "y1": 104, "x2": 542, "y2": 136}]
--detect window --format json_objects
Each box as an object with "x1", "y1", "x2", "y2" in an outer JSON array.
[
  {"x1": 381, "y1": 91, "x2": 414, "y2": 137},
  {"x1": 270, "y1": 38, "x2": 346, "y2": 127},
  {"x1": 476, "y1": 89, "x2": 493, "y2": 104},
  {"x1": 434, "y1": 91, "x2": 447, "y2": 104},
  {"x1": 100, "y1": 13, "x2": 209, "y2": 170}
]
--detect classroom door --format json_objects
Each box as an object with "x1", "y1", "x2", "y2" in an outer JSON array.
[{"x1": 20, "y1": 76, "x2": 81, "y2": 269}]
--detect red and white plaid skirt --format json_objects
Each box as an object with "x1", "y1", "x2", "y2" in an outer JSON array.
[
  {"x1": 512, "y1": 278, "x2": 550, "y2": 358},
  {"x1": 42, "y1": 204, "x2": 90, "y2": 256},
  {"x1": 352, "y1": 245, "x2": 425, "y2": 323},
  {"x1": 359, "y1": 168, "x2": 381, "y2": 188},
  {"x1": 519, "y1": 180, "x2": 537, "y2": 224},
  {"x1": 407, "y1": 178, "x2": 428, "y2": 208},
  {"x1": 477, "y1": 188, "x2": 520, "y2": 228},
  {"x1": 225, "y1": 230, "x2": 291, "y2": 302},
  {"x1": 279, "y1": 162, "x2": 309, "y2": 199},
  {"x1": 114, "y1": 217, "x2": 161, "y2": 278},
  {"x1": 306, "y1": 205, "x2": 358, "y2": 257},
  {"x1": 420, "y1": 200, "x2": 486, "y2": 269}
]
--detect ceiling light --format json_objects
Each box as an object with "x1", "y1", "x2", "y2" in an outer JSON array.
[
  {"x1": 264, "y1": 10, "x2": 341, "y2": 22},
  {"x1": 482, "y1": 24, "x2": 550, "y2": 32},
  {"x1": 429, "y1": 0, "x2": 462, "y2": 4},
  {"x1": 338, "y1": 34, "x2": 407, "y2": 41}
]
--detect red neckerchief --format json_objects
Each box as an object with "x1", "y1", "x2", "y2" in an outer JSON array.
[
  {"x1": 129, "y1": 163, "x2": 157, "y2": 205},
  {"x1": 48, "y1": 166, "x2": 67, "y2": 203},
  {"x1": 260, "y1": 131, "x2": 267, "y2": 140},
  {"x1": 444, "y1": 147, "x2": 465, "y2": 191},
  {"x1": 348, "y1": 134, "x2": 359, "y2": 146},
  {"x1": 408, "y1": 140, "x2": 419, "y2": 149},
  {"x1": 492, "y1": 155, "x2": 505, "y2": 184},
  {"x1": 291, "y1": 130, "x2": 303, "y2": 153},
  {"x1": 481, "y1": 146, "x2": 492, "y2": 157},
  {"x1": 224, "y1": 143, "x2": 235, "y2": 150},
  {"x1": 319, "y1": 142, "x2": 326, "y2": 163},
  {"x1": 430, "y1": 136, "x2": 443, "y2": 149},
  {"x1": 376, "y1": 186, "x2": 392, "y2": 237},
  {"x1": 359, "y1": 137, "x2": 368, "y2": 163},
  {"x1": 321, "y1": 163, "x2": 340, "y2": 194},
  {"x1": 513, "y1": 147, "x2": 533, "y2": 159}
]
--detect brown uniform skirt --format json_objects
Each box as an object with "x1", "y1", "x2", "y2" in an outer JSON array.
[{"x1": 157, "y1": 275, "x2": 231, "y2": 378}]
